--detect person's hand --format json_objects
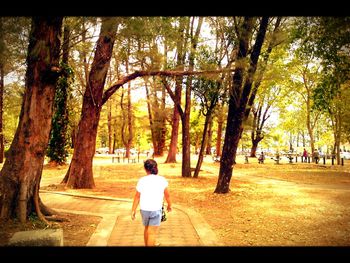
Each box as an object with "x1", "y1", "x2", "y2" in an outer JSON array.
[
  {"x1": 131, "y1": 211, "x2": 136, "y2": 220},
  {"x1": 167, "y1": 206, "x2": 172, "y2": 212}
]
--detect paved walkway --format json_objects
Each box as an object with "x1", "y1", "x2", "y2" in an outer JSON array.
[{"x1": 40, "y1": 178, "x2": 222, "y2": 246}]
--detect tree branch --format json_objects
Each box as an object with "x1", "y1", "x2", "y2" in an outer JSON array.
[{"x1": 101, "y1": 68, "x2": 234, "y2": 105}]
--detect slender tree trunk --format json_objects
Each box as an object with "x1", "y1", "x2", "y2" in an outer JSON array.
[
  {"x1": 194, "y1": 113, "x2": 212, "y2": 178},
  {"x1": 0, "y1": 17, "x2": 63, "y2": 221},
  {"x1": 121, "y1": 42, "x2": 133, "y2": 159},
  {"x1": 215, "y1": 104, "x2": 225, "y2": 158},
  {"x1": 126, "y1": 80, "x2": 133, "y2": 157},
  {"x1": 182, "y1": 17, "x2": 203, "y2": 178},
  {"x1": 62, "y1": 18, "x2": 117, "y2": 189},
  {"x1": 205, "y1": 118, "x2": 213, "y2": 155},
  {"x1": 108, "y1": 100, "x2": 113, "y2": 153},
  {"x1": 158, "y1": 85, "x2": 167, "y2": 156},
  {"x1": 250, "y1": 104, "x2": 266, "y2": 157}
]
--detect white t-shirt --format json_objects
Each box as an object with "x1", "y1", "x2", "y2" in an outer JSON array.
[{"x1": 136, "y1": 174, "x2": 168, "y2": 211}]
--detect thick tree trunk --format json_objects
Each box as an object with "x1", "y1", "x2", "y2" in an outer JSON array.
[
  {"x1": 0, "y1": 17, "x2": 63, "y2": 221},
  {"x1": 0, "y1": 60, "x2": 4, "y2": 164},
  {"x1": 0, "y1": 18, "x2": 4, "y2": 164},
  {"x1": 62, "y1": 18, "x2": 116, "y2": 189}
]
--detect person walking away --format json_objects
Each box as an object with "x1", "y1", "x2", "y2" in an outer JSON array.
[
  {"x1": 303, "y1": 148, "x2": 308, "y2": 163},
  {"x1": 313, "y1": 149, "x2": 320, "y2": 164},
  {"x1": 131, "y1": 159, "x2": 172, "y2": 246}
]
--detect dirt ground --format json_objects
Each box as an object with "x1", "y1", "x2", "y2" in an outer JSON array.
[{"x1": 1, "y1": 155, "x2": 350, "y2": 246}]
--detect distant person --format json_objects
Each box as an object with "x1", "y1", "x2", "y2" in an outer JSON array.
[
  {"x1": 303, "y1": 148, "x2": 308, "y2": 163},
  {"x1": 313, "y1": 149, "x2": 320, "y2": 164},
  {"x1": 131, "y1": 159, "x2": 172, "y2": 246},
  {"x1": 258, "y1": 151, "x2": 265, "y2": 164}
]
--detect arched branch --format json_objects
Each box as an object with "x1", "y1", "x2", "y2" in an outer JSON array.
[{"x1": 101, "y1": 68, "x2": 234, "y2": 105}]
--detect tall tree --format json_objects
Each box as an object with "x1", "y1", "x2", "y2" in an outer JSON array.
[
  {"x1": 0, "y1": 17, "x2": 63, "y2": 222},
  {"x1": 215, "y1": 17, "x2": 269, "y2": 194},
  {"x1": 182, "y1": 16, "x2": 203, "y2": 177},
  {"x1": 165, "y1": 17, "x2": 188, "y2": 163},
  {"x1": 192, "y1": 77, "x2": 222, "y2": 178},
  {"x1": 62, "y1": 17, "x2": 118, "y2": 188}
]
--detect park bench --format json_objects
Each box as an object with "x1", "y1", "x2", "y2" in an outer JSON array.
[
  {"x1": 286, "y1": 154, "x2": 294, "y2": 163},
  {"x1": 129, "y1": 154, "x2": 137, "y2": 163},
  {"x1": 112, "y1": 154, "x2": 121, "y2": 163},
  {"x1": 271, "y1": 156, "x2": 281, "y2": 164}
]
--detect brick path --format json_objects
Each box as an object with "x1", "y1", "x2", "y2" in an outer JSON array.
[{"x1": 40, "y1": 191, "x2": 221, "y2": 246}]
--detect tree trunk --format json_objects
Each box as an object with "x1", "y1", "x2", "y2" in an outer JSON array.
[
  {"x1": 215, "y1": 104, "x2": 225, "y2": 157},
  {"x1": 250, "y1": 105, "x2": 265, "y2": 157},
  {"x1": 121, "y1": 42, "x2": 133, "y2": 159},
  {"x1": 205, "y1": 118, "x2": 213, "y2": 155},
  {"x1": 193, "y1": 113, "x2": 212, "y2": 178},
  {"x1": 158, "y1": 86, "x2": 167, "y2": 156},
  {"x1": 215, "y1": 17, "x2": 268, "y2": 194},
  {"x1": 165, "y1": 18, "x2": 186, "y2": 163},
  {"x1": 0, "y1": 17, "x2": 63, "y2": 221},
  {"x1": 62, "y1": 18, "x2": 117, "y2": 189},
  {"x1": 47, "y1": 23, "x2": 70, "y2": 164},
  {"x1": 0, "y1": 18, "x2": 4, "y2": 164},
  {"x1": 108, "y1": 100, "x2": 113, "y2": 153},
  {"x1": 165, "y1": 83, "x2": 181, "y2": 162},
  {"x1": 182, "y1": 17, "x2": 203, "y2": 178}
]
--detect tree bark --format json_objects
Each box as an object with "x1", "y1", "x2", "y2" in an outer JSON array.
[
  {"x1": 193, "y1": 113, "x2": 212, "y2": 178},
  {"x1": 62, "y1": 18, "x2": 117, "y2": 189},
  {"x1": 0, "y1": 18, "x2": 4, "y2": 164},
  {"x1": 47, "y1": 23, "x2": 70, "y2": 164},
  {"x1": 182, "y1": 17, "x2": 203, "y2": 178},
  {"x1": 205, "y1": 118, "x2": 213, "y2": 155},
  {"x1": 0, "y1": 17, "x2": 63, "y2": 221},
  {"x1": 165, "y1": 18, "x2": 186, "y2": 163},
  {"x1": 215, "y1": 17, "x2": 268, "y2": 194}
]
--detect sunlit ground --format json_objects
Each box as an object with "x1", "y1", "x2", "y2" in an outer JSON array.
[{"x1": 38, "y1": 153, "x2": 350, "y2": 246}]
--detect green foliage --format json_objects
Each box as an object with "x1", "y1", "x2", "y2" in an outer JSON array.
[
  {"x1": 46, "y1": 63, "x2": 74, "y2": 164},
  {"x1": 3, "y1": 81, "x2": 23, "y2": 147},
  {"x1": 313, "y1": 73, "x2": 339, "y2": 112},
  {"x1": 28, "y1": 213, "x2": 48, "y2": 229}
]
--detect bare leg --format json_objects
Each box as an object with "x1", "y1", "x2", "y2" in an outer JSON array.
[
  {"x1": 144, "y1": 226, "x2": 149, "y2": 246},
  {"x1": 145, "y1": 226, "x2": 159, "y2": 246}
]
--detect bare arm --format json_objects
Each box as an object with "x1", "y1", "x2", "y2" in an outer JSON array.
[
  {"x1": 131, "y1": 191, "x2": 140, "y2": 220},
  {"x1": 164, "y1": 187, "x2": 172, "y2": 212}
]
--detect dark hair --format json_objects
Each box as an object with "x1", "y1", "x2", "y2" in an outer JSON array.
[{"x1": 144, "y1": 159, "x2": 158, "y2": 174}]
